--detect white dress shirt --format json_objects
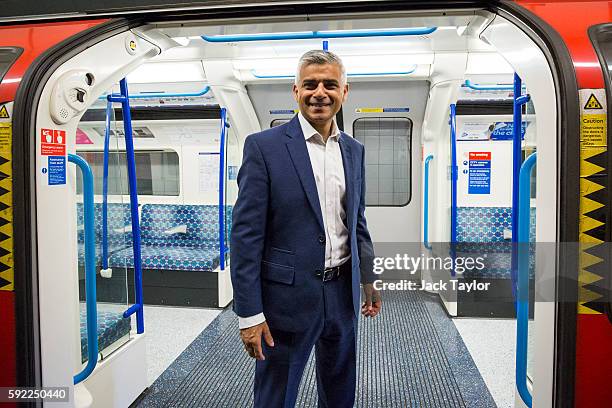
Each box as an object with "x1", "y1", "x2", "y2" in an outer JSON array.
[{"x1": 239, "y1": 113, "x2": 350, "y2": 329}]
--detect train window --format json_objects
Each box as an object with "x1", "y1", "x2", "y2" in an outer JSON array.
[
  {"x1": 0, "y1": 47, "x2": 23, "y2": 83},
  {"x1": 76, "y1": 150, "x2": 180, "y2": 196},
  {"x1": 92, "y1": 126, "x2": 155, "y2": 139},
  {"x1": 270, "y1": 118, "x2": 292, "y2": 128},
  {"x1": 353, "y1": 117, "x2": 412, "y2": 206}
]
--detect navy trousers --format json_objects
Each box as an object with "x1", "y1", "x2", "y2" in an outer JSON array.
[{"x1": 253, "y1": 266, "x2": 357, "y2": 408}]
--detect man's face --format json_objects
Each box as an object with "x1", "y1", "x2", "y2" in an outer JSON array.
[{"x1": 292, "y1": 63, "x2": 348, "y2": 127}]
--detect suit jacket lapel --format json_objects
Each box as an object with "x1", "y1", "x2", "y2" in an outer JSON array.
[
  {"x1": 339, "y1": 132, "x2": 354, "y2": 230},
  {"x1": 285, "y1": 116, "x2": 324, "y2": 230}
]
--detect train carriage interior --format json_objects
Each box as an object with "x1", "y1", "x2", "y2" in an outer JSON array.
[{"x1": 32, "y1": 7, "x2": 560, "y2": 408}]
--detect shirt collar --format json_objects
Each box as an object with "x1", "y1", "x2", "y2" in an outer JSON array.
[{"x1": 297, "y1": 112, "x2": 341, "y2": 142}]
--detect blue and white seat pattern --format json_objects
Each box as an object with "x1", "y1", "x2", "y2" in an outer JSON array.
[
  {"x1": 456, "y1": 207, "x2": 536, "y2": 279},
  {"x1": 77, "y1": 203, "x2": 232, "y2": 272}
]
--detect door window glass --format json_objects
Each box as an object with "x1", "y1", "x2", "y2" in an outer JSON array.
[
  {"x1": 76, "y1": 150, "x2": 180, "y2": 196},
  {"x1": 353, "y1": 117, "x2": 412, "y2": 206},
  {"x1": 0, "y1": 47, "x2": 22, "y2": 84}
]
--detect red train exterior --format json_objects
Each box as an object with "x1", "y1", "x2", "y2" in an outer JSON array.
[{"x1": 0, "y1": 1, "x2": 610, "y2": 406}]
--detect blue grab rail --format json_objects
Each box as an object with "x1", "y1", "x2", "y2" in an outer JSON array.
[
  {"x1": 516, "y1": 152, "x2": 536, "y2": 408},
  {"x1": 202, "y1": 27, "x2": 437, "y2": 42},
  {"x1": 250, "y1": 67, "x2": 417, "y2": 79},
  {"x1": 101, "y1": 100, "x2": 112, "y2": 270},
  {"x1": 511, "y1": 74, "x2": 531, "y2": 302},
  {"x1": 219, "y1": 108, "x2": 229, "y2": 270},
  {"x1": 463, "y1": 79, "x2": 514, "y2": 91},
  {"x1": 424, "y1": 155, "x2": 434, "y2": 250},
  {"x1": 99, "y1": 86, "x2": 210, "y2": 101},
  {"x1": 108, "y1": 78, "x2": 144, "y2": 334},
  {"x1": 449, "y1": 104, "x2": 458, "y2": 276},
  {"x1": 70, "y1": 154, "x2": 98, "y2": 384}
]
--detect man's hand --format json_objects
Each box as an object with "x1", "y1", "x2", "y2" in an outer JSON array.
[
  {"x1": 361, "y1": 283, "x2": 382, "y2": 317},
  {"x1": 240, "y1": 321, "x2": 275, "y2": 360}
]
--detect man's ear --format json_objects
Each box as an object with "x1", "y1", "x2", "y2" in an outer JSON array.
[
  {"x1": 292, "y1": 83, "x2": 299, "y2": 102},
  {"x1": 342, "y1": 83, "x2": 349, "y2": 103}
]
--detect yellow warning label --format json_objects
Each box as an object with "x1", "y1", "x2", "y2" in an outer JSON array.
[
  {"x1": 579, "y1": 146, "x2": 606, "y2": 177},
  {"x1": 356, "y1": 107, "x2": 383, "y2": 113},
  {"x1": 0, "y1": 105, "x2": 8, "y2": 119},
  {"x1": 0, "y1": 116, "x2": 12, "y2": 291},
  {"x1": 578, "y1": 88, "x2": 608, "y2": 315},
  {"x1": 0, "y1": 123, "x2": 11, "y2": 153},
  {"x1": 580, "y1": 114, "x2": 607, "y2": 146}
]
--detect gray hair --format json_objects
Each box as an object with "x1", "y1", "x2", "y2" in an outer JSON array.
[{"x1": 295, "y1": 49, "x2": 347, "y2": 85}]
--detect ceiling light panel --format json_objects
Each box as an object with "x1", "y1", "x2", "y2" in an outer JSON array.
[{"x1": 127, "y1": 61, "x2": 206, "y2": 83}]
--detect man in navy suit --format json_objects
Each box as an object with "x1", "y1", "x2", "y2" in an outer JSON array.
[{"x1": 231, "y1": 50, "x2": 381, "y2": 408}]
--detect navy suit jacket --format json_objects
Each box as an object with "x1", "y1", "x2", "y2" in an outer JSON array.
[{"x1": 230, "y1": 115, "x2": 375, "y2": 332}]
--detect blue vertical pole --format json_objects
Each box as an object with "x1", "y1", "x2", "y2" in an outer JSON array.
[
  {"x1": 323, "y1": 40, "x2": 329, "y2": 51},
  {"x1": 70, "y1": 154, "x2": 98, "y2": 384},
  {"x1": 511, "y1": 73, "x2": 531, "y2": 302},
  {"x1": 218, "y1": 108, "x2": 227, "y2": 270},
  {"x1": 516, "y1": 152, "x2": 536, "y2": 408},
  {"x1": 424, "y1": 155, "x2": 434, "y2": 250},
  {"x1": 101, "y1": 100, "x2": 112, "y2": 270},
  {"x1": 512, "y1": 74, "x2": 522, "y2": 243},
  {"x1": 450, "y1": 104, "x2": 457, "y2": 276},
  {"x1": 111, "y1": 79, "x2": 144, "y2": 334}
]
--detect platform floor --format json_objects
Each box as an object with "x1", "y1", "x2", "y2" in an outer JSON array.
[{"x1": 136, "y1": 290, "x2": 497, "y2": 407}]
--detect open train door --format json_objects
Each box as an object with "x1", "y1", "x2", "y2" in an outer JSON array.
[
  {"x1": 0, "y1": 18, "x2": 178, "y2": 406},
  {"x1": 0, "y1": 20, "x2": 112, "y2": 403},
  {"x1": 497, "y1": 2, "x2": 612, "y2": 407}
]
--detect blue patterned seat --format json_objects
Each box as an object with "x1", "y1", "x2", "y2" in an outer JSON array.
[
  {"x1": 108, "y1": 204, "x2": 233, "y2": 272},
  {"x1": 456, "y1": 206, "x2": 536, "y2": 279},
  {"x1": 80, "y1": 303, "x2": 131, "y2": 363},
  {"x1": 110, "y1": 245, "x2": 222, "y2": 271},
  {"x1": 77, "y1": 203, "x2": 133, "y2": 266}
]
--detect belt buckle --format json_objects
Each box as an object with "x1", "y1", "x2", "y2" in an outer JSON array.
[{"x1": 322, "y1": 267, "x2": 336, "y2": 282}]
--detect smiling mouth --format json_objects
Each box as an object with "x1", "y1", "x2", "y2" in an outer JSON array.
[{"x1": 308, "y1": 102, "x2": 331, "y2": 108}]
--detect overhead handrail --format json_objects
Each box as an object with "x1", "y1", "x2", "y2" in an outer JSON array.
[
  {"x1": 202, "y1": 27, "x2": 437, "y2": 42},
  {"x1": 251, "y1": 67, "x2": 417, "y2": 79},
  {"x1": 108, "y1": 78, "x2": 144, "y2": 334},
  {"x1": 70, "y1": 154, "x2": 98, "y2": 384},
  {"x1": 516, "y1": 152, "x2": 536, "y2": 408},
  {"x1": 463, "y1": 79, "x2": 514, "y2": 91},
  {"x1": 449, "y1": 104, "x2": 458, "y2": 276},
  {"x1": 218, "y1": 107, "x2": 229, "y2": 270},
  {"x1": 424, "y1": 154, "x2": 434, "y2": 250},
  {"x1": 100, "y1": 99, "x2": 112, "y2": 275},
  {"x1": 98, "y1": 85, "x2": 210, "y2": 100},
  {"x1": 511, "y1": 73, "x2": 531, "y2": 301}
]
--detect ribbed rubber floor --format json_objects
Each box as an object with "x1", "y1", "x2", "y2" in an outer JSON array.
[{"x1": 138, "y1": 290, "x2": 495, "y2": 407}]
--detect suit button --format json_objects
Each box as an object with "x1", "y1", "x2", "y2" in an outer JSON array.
[
  {"x1": 315, "y1": 269, "x2": 322, "y2": 277},
  {"x1": 318, "y1": 235, "x2": 326, "y2": 244}
]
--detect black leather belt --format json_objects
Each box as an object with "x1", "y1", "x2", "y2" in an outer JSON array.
[{"x1": 316, "y1": 261, "x2": 350, "y2": 282}]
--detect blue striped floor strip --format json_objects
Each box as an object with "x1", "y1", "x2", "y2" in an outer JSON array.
[{"x1": 135, "y1": 290, "x2": 497, "y2": 407}]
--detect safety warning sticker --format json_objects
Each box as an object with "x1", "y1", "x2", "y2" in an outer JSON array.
[
  {"x1": 47, "y1": 156, "x2": 66, "y2": 185},
  {"x1": 0, "y1": 123, "x2": 11, "y2": 153},
  {"x1": 41, "y1": 128, "x2": 66, "y2": 156},
  {"x1": 468, "y1": 151, "x2": 491, "y2": 194},
  {"x1": 0, "y1": 105, "x2": 9, "y2": 119},
  {"x1": 355, "y1": 107, "x2": 410, "y2": 113},
  {"x1": 578, "y1": 89, "x2": 609, "y2": 315},
  {"x1": 0, "y1": 103, "x2": 13, "y2": 291},
  {"x1": 584, "y1": 93, "x2": 603, "y2": 110},
  {"x1": 579, "y1": 89, "x2": 607, "y2": 147}
]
